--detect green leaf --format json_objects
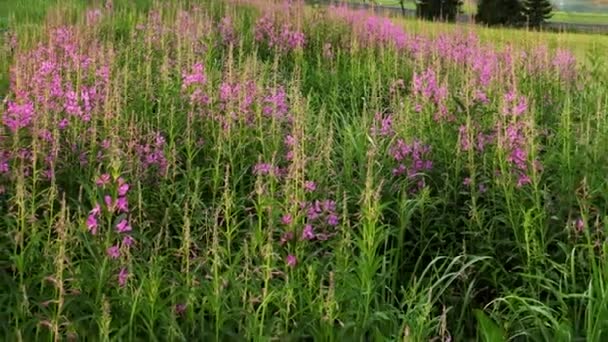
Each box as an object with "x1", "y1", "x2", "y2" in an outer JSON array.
[{"x1": 474, "y1": 309, "x2": 505, "y2": 342}]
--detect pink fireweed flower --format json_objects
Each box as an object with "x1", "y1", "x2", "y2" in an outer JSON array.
[
  {"x1": 516, "y1": 174, "x2": 531, "y2": 188},
  {"x1": 281, "y1": 214, "x2": 293, "y2": 225},
  {"x1": 253, "y1": 162, "x2": 279, "y2": 176},
  {"x1": 118, "y1": 267, "x2": 128, "y2": 287},
  {"x1": 122, "y1": 235, "x2": 135, "y2": 247},
  {"x1": 372, "y1": 112, "x2": 394, "y2": 137},
  {"x1": 474, "y1": 90, "x2": 489, "y2": 104},
  {"x1": 327, "y1": 214, "x2": 339, "y2": 226},
  {"x1": 86, "y1": 214, "x2": 98, "y2": 235},
  {"x1": 304, "y1": 181, "x2": 317, "y2": 192},
  {"x1": 263, "y1": 87, "x2": 289, "y2": 119},
  {"x1": 106, "y1": 245, "x2": 120, "y2": 259},
  {"x1": 284, "y1": 134, "x2": 297, "y2": 147},
  {"x1": 575, "y1": 218, "x2": 585, "y2": 232},
  {"x1": 86, "y1": 9, "x2": 102, "y2": 25},
  {"x1": 458, "y1": 125, "x2": 471, "y2": 151},
  {"x1": 502, "y1": 90, "x2": 528, "y2": 117},
  {"x1": 286, "y1": 254, "x2": 297, "y2": 267},
  {"x1": 463, "y1": 177, "x2": 472, "y2": 186},
  {"x1": 219, "y1": 16, "x2": 236, "y2": 45},
  {"x1": 116, "y1": 219, "x2": 132, "y2": 233},
  {"x1": 302, "y1": 224, "x2": 315, "y2": 240},
  {"x1": 104, "y1": 195, "x2": 114, "y2": 212},
  {"x1": 3, "y1": 101, "x2": 34, "y2": 133},
  {"x1": 96, "y1": 173, "x2": 111, "y2": 187},
  {"x1": 182, "y1": 63, "x2": 207, "y2": 89},
  {"x1": 118, "y1": 183, "x2": 129, "y2": 196},
  {"x1": 285, "y1": 150, "x2": 294, "y2": 161},
  {"x1": 280, "y1": 231, "x2": 294, "y2": 245},
  {"x1": 116, "y1": 197, "x2": 128, "y2": 213},
  {"x1": 90, "y1": 203, "x2": 101, "y2": 216}
]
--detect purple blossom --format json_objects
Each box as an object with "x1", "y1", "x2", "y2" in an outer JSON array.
[
  {"x1": 96, "y1": 174, "x2": 111, "y2": 187},
  {"x1": 106, "y1": 245, "x2": 120, "y2": 259},
  {"x1": 86, "y1": 214, "x2": 98, "y2": 235},
  {"x1": 253, "y1": 162, "x2": 280, "y2": 176},
  {"x1": 116, "y1": 219, "x2": 132, "y2": 233},
  {"x1": 281, "y1": 214, "x2": 293, "y2": 225},
  {"x1": 280, "y1": 231, "x2": 294, "y2": 245},
  {"x1": 219, "y1": 16, "x2": 236, "y2": 45},
  {"x1": 104, "y1": 195, "x2": 114, "y2": 212},
  {"x1": 116, "y1": 197, "x2": 129, "y2": 213},
  {"x1": 3, "y1": 101, "x2": 34, "y2": 133},
  {"x1": 304, "y1": 181, "x2": 317, "y2": 192},
  {"x1": 389, "y1": 139, "x2": 432, "y2": 191},
  {"x1": 286, "y1": 254, "x2": 297, "y2": 267},
  {"x1": 516, "y1": 174, "x2": 531, "y2": 188},
  {"x1": 118, "y1": 267, "x2": 128, "y2": 287},
  {"x1": 122, "y1": 235, "x2": 135, "y2": 247},
  {"x1": 90, "y1": 203, "x2": 101, "y2": 216},
  {"x1": 182, "y1": 63, "x2": 207, "y2": 89},
  {"x1": 263, "y1": 87, "x2": 289, "y2": 119},
  {"x1": 575, "y1": 218, "x2": 584, "y2": 232},
  {"x1": 327, "y1": 214, "x2": 339, "y2": 226},
  {"x1": 372, "y1": 112, "x2": 394, "y2": 137},
  {"x1": 118, "y1": 183, "x2": 129, "y2": 196},
  {"x1": 302, "y1": 224, "x2": 315, "y2": 240}
]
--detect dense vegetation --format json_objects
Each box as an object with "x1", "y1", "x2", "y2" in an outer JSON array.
[{"x1": 1, "y1": 0, "x2": 608, "y2": 340}]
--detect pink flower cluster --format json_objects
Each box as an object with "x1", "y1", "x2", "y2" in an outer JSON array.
[
  {"x1": 390, "y1": 139, "x2": 433, "y2": 191},
  {"x1": 3, "y1": 101, "x2": 34, "y2": 133},
  {"x1": 219, "y1": 16, "x2": 236, "y2": 45},
  {"x1": 496, "y1": 92, "x2": 540, "y2": 188},
  {"x1": 262, "y1": 86, "x2": 289, "y2": 119},
  {"x1": 371, "y1": 112, "x2": 394, "y2": 137},
  {"x1": 279, "y1": 199, "x2": 340, "y2": 246},
  {"x1": 458, "y1": 124, "x2": 495, "y2": 153},
  {"x1": 253, "y1": 162, "x2": 282, "y2": 177},
  {"x1": 254, "y1": 14, "x2": 305, "y2": 52},
  {"x1": 89, "y1": 174, "x2": 134, "y2": 287},
  {"x1": 182, "y1": 62, "x2": 209, "y2": 105},
  {"x1": 411, "y1": 68, "x2": 451, "y2": 122},
  {"x1": 132, "y1": 132, "x2": 168, "y2": 177}
]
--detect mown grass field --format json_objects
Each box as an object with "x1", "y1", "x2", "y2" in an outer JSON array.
[{"x1": 1, "y1": 0, "x2": 608, "y2": 340}]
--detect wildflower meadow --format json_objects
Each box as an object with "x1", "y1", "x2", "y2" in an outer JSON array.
[{"x1": 1, "y1": 0, "x2": 608, "y2": 340}]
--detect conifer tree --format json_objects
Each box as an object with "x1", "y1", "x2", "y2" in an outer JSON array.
[
  {"x1": 476, "y1": 0, "x2": 525, "y2": 26},
  {"x1": 523, "y1": 0, "x2": 553, "y2": 28},
  {"x1": 416, "y1": 0, "x2": 463, "y2": 22}
]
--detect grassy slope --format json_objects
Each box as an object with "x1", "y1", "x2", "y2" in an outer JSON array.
[
  {"x1": 332, "y1": 0, "x2": 608, "y2": 59},
  {"x1": 392, "y1": 16, "x2": 608, "y2": 59},
  {"x1": 350, "y1": 0, "x2": 608, "y2": 24}
]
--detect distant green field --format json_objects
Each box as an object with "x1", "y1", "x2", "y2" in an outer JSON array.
[{"x1": 351, "y1": 0, "x2": 608, "y2": 25}]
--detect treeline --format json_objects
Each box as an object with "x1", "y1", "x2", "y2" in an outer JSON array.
[{"x1": 413, "y1": 0, "x2": 553, "y2": 27}]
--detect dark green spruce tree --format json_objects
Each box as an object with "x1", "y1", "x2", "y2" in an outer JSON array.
[
  {"x1": 476, "y1": 0, "x2": 525, "y2": 26},
  {"x1": 416, "y1": 0, "x2": 463, "y2": 22},
  {"x1": 523, "y1": 0, "x2": 553, "y2": 28}
]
